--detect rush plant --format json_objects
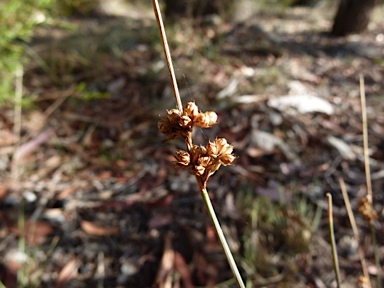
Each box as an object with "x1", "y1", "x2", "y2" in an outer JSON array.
[{"x1": 152, "y1": 0, "x2": 245, "y2": 287}]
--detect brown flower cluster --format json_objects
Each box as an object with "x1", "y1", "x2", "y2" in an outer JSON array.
[
  {"x1": 158, "y1": 102, "x2": 218, "y2": 143},
  {"x1": 358, "y1": 195, "x2": 378, "y2": 222},
  {"x1": 175, "y1": 138, "x2": 235, "y2": 180},
  {"x1": 158, "y1": 102, "x2": 235, "y2": 184}
]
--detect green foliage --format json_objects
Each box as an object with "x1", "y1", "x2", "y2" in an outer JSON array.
[
  {"x1": 237, "y1": 184, "x2": 320, "y2": 282},
  {"x1": 54, "y1": 0, "x2": 98, "y2": 16},
  {"x1": 74, "y1": 82, "x2": 109, "y2": 101},
  {"x1": 0, "y1": 0, "x2": 53, "y2": 104}
]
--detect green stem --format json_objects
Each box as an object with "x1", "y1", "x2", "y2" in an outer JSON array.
[{"x1": 198, "y1": 179, "x2": 245, "y2": 288}]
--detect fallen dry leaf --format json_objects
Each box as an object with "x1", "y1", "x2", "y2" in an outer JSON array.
[
  {"x1": 9, "y1": 220, "x2": 53, "y2": 245},
  {"x1": 55, "y1": 257, "x2": 78, "y2": 288},
  {"x1": 13, "y1": 128, "x2": 54, "y2": 162},
  {"x1": 57, "y1": 186, "x2": 77, "y2": 200},
  {"x1": 80, "y1": 220, "x2": 119, "y2": 236}
]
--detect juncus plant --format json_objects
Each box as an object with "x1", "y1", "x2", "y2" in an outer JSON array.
[{"x1": 152, "y1": 0, "x2": 245, "y2": 287}]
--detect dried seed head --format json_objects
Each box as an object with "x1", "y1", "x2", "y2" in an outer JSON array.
[
  {"x1": 194, "y1": 111, "x2": 218, "y2": 128},
  {"x1": 159, "y1": 108, "x2": 193, "y2": 142},
  {"x1": 220, "y1": 153, "x2": 236, "y2": 165},
  {"x1": 194, "y1": 164, "x2": 206, "y2": 176},
  {"x1": 190, "y1": 145, "x2": 207, "y2": 163},
  {"x1": 159, "y1": 101, "x2": 235, "y2": 184},
  {"x1": 167, "y1": 109, "x2": 181, "y2": 124},
  {"x1": 207, "y1": 140, "x2": 218, "y2": 157},
  {"x1": 209, "y1": 138, "x2": 235, "y2": 166},
  {"x1": 358, "y1": 195, "x2": 378, "y2": 222},
  {"x1": 207, "y1": 162, "x2": 221, "y2": 176},
  {"x1": 158, "y1": 118, "x2": 171, "y2": 134},
  {"x1": 198, "y1": 156, "x2": 211, "y2": 167},
  {"x1": 158, "y1": 118, "x2": 178, "y2": 142},
  {"x1": 174, "y1": 149, "x2": 190, "y2": 166},
  {"x1": 216, "y1": 138, "x2": 233, "y2": 155},
  {"x1": 187, "y1": 146, "x2": 211, "y2": 177},
  {"x1": 357, "y1": 275, "x2": 369, "y2": 288},
  {"x1": 185, "y1": 102, "x2": 199, "y2": 118},
  {"x1": 180, "y1": 115, "x2": 192, "y2": 127}
]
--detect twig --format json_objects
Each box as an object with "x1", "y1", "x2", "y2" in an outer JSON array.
[
  {"x1": 339, "y1": 178, "x2": 371, "y2": 288},
  {"x1": 326, "y1": 193, "x2": 341, "y2": 288},
  {"x1": 151, "y1": 0, "x2": 183, "y2": 112}
]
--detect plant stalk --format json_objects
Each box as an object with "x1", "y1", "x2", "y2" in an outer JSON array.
[
  {"x1": 197, "y1": 178, "x2": 245, "y2": 288},
  {"x1": 326, "y1": 193, "x2": 341, "y2": 288},
  {"x1": 359, "y1": 75, "x2": 381, "y2": 288},
  {"x1": 152, "y1": 1, "x2": 245, "y2": 286},
  {"x1": 151, "y1": 0, "x2": 183, "y2": 112},
  {"x1": 339, "y1": 178, "x2": 371, "y2": 287}
]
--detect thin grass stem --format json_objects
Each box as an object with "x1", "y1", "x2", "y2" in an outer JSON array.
[
  {"x1": 370, "y1": 223, "x2": 381, "y2": 288},
  {"x1": 339, "y1": 178, "x2": 371, "y2": 288},
  {"x1": 151, "y1": 0, "x2": 183, "y2": 112},
  {"x1": 359, "y1": 75, "x2": 381, "y2": 288},
  {"x1": 197, "y1": 178, "x2": 245, "y2": 288},
  {"x1": 12, "y1": 66, "x2": 23, "y2": 181},
  {"x1": 359, "y1": 75, "x2": 372, "y2": 201},
  {"x1": 326, "y1": 193, "x2": 341, "y2": 288}
]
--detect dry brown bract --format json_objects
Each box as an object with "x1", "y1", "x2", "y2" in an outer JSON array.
[{"x1": 158, "y1": 102, "x2": 235, "y2": 185}]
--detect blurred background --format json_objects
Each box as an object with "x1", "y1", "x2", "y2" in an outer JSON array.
[{"x1": 0, "y1": 0, "x2": 384, "y2": 287}]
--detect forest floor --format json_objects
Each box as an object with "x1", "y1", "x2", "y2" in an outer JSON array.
[{"x1": 1, "y1": 2, "x2": 384, "y2": 288}]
